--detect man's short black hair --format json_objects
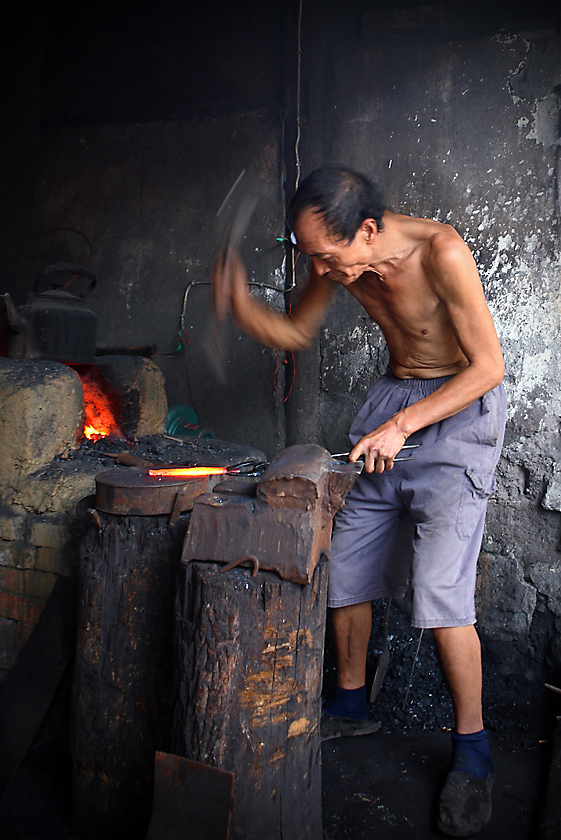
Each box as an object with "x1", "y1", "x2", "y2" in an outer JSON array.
[{"x1": 288, "y1": 165, "x2": 386, "y2": 242}]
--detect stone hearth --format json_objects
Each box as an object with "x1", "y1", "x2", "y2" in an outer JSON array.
[{"x1": 0, "y1": 355, "x2": 168, "y2": 681}]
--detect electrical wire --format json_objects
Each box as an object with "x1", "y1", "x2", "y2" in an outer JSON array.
[
  {"x1": 294, "y1": 0, "x2": 303, "y2": 194},
  {"x1": 277, "y1": 0, "x2": 304, "y2": 404}
]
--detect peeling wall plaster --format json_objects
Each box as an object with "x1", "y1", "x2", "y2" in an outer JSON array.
[{"x1": 307, "y1": 24, "x2": 561, "y2": 670}]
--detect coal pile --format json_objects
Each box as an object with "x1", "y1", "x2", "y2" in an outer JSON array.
[{"x1": 54, "y1": 432, "x2": 267, "y2": 470}]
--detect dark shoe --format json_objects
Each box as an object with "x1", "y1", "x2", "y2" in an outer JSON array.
[
  {"x1": 320, "y1": 713, "x2": 380, "y2": 741},
  {"x1": 437, "y1": 771, "x2": 494, "y2": 837}
]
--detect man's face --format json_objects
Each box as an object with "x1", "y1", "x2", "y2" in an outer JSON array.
[{"x1": 291, "y1": 207, "x2": 377, "y2": 286}]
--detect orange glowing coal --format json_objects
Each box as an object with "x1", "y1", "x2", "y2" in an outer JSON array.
[{"x1": 76, "y1": 366, "x2": 125, "y2": 441}]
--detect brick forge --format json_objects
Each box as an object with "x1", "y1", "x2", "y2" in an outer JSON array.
[{"x1": 0, "y1": 355, "x2": 168, "y2": 682}]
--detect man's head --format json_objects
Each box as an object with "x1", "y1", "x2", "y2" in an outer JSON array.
[
  {"x1": 287, "y1": 166, "x2": 386, "y2": 285},
  {"x1": 288, "y1": 165, "x2": 385, "y2": 243}
]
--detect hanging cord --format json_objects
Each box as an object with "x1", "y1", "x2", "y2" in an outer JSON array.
[
  {"x1": 277, "y1": 0, "x2": 304, "y2": 404},
  {"x1": 294, "y1": 0, "x2": 303, "y2": 193},
  {"x1": 289, "y1": 0, "x2": 303, "y2": 294}
]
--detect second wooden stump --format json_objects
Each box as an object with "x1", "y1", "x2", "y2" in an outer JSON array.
[
  {"x1": 172, "y1": 444, "x2": 362, "y2": 839},
  {"x1": 173, "y1": 559, "x2": 327, "y2": 840}
]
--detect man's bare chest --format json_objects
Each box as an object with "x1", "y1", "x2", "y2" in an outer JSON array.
[{"x1": 349, "y1": 269, "x2": 445, "y2": 339}]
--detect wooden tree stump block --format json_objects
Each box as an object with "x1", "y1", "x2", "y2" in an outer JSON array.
[
  {"x1": 71, "y1": 511, "x2": 189, "y2": 840},
  {"x1": 173, "y1": 558, "x2": 328, "y2": 840}
]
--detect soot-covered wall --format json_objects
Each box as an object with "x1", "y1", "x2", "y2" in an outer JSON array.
[
  {"x1": 290, "y1": 2, "x2": 561, "y2": 682},
  {"x1": 1, "y1": 1, "x2": 560, "y2": 681}
]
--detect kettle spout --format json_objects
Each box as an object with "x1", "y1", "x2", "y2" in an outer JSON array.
[{"x1": 2, "y1": 293, "x2": 27, "y2": 333}]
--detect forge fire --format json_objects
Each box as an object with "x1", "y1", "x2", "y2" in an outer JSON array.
[{"x1": 74, "y1": 364, "x2": 124, "y2": 441}]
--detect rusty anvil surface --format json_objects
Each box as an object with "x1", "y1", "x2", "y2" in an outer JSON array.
[{"x1": 181, "y1": 444, "x2": 362, "y2": 584}]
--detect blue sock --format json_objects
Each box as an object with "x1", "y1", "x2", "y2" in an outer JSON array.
[
  {"x1": 451, "y1": 729, "x2": 494, "y2": 779},
  {"x1": 324, "y1": 685, "x2": 369, "y2": 720}
]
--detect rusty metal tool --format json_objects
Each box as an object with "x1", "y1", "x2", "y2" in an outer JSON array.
[
  {"x1": 146, "y1": 751, "x2": 235, "y2": 840},
  {"x1": 402, "y1": 628, "x2": 425, "y2": 713},
  {"x1": 370, "y1": 598, "x2": 392, "y2": 704},
  {"x1": 148, "y1": 460, "x2": 268, "y2": 479}
]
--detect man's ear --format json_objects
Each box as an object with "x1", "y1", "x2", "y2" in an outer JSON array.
[{"x1": 361, "y1": 219, "x2": 378, "y2": 243}]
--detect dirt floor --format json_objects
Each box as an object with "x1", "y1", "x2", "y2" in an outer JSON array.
[
  {"x1": 0, "y1": 599, "x2": 557, "y2": 839},
  {"x1": 322, "y1": 729, "x2": 547, "y2": 840},
  {"x1": 320, "y1": 599, "x2": 555, "y2": 840}
]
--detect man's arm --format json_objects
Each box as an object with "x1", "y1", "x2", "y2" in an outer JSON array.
[
  {"x1": 212, "y1": 250, "x2": 335, "y2": 351},
  {"x1": 351, "y1": 232, "x2": 505, "y2": 473}
]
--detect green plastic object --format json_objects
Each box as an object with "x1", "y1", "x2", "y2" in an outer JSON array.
[{"x1": 166, "y1": 404, "x2": 214, "y2": 439}]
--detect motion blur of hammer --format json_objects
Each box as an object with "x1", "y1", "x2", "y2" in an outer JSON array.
[{"x1": 208, "y1": 173, "x2": 258, "y2": 383}]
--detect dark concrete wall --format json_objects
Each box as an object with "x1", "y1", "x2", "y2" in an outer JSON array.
[
  {"x1": 2, "y1": 0, "x2": 292, "y2": 456},
  {"x1": 32, "y1": 116, "x2": 289, "y2": 454},
  {"x1": 1, "y1": 1, "x2": 560, "y2": 680}
]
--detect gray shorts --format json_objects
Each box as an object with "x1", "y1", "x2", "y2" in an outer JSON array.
[{"x1": 328, "y1": 371, "x2": 507, "y2": 628}]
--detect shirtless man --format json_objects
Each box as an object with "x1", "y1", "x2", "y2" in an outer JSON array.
[{"x1": 213, "y1": 166, "x2": 506, "y2": 837}]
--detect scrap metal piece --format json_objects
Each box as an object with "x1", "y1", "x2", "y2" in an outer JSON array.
[
  {"x1": 402, "y1": 629, "x2": 425, "y2": 713},
  {"x1": 219, "y1": 555, "x2": 260, "y2": 577},
  {"x1": 0, "y1": 576, "x2": 76, "y2": 804},
  {"x1": 146, "y1": 752, "x2": 235, "y2": 840}
]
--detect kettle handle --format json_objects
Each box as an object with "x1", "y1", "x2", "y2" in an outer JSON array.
[{"x1": 35, "y1": 263, "x2": 97, "y2": 297}]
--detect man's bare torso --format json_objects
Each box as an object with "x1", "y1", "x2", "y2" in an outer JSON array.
[{"x1": 337, "y1": 214, "x2": 471, "y2": 380}]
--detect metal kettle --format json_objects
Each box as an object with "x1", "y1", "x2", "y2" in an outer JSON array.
[{"x1": 2, "y1": 263, "x2": 98, "y2": 364}]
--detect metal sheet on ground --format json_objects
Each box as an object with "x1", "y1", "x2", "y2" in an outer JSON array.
[{"x1": 146, "y1": 752, "x2": 235, "y2": 840}]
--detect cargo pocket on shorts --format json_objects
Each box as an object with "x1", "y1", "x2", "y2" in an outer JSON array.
[{"x1": 455, "y1": 468, "x2": 496, "y2": 540}]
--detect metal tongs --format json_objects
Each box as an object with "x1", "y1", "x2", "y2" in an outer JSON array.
[{"x1": 331, "y1": 444, "x2": 419, "y2": 463}]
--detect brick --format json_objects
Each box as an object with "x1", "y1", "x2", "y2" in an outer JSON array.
[
  {"x1": 0, "y1": 359, "x2": 83, "y2": 477},
  {"x1": 16, "y1": 620, "x2": 35, "y2": 649},
  {"x1": 0, "y1": 507, "x2": 26, "y2": 541},
  {"x1": 23, "y1": 569, "x2": 58, "y2": 600},
  {"x1": 29, "y1": 518, "x2": 69, "y2": 549},
  {"x1": 0, "y1": 619, "x2": 36, "y2": 671},
  {"x1": 0, "y1": 591, "x2": 45, "y2": 624},
  {"x1": 0, "y1": 566, "x2": 24, "y2": 595},
  {"x1": 0, "y1": 540, "x2": 37, "y2": 570},
  {"x1": 0, "y1": 648, "x2": 20, "y2": 670},
  {"x1": 0, "y1": 615, "x2": 18, "y2": 669},
  {"x1": 35, "y1": 545, "x2": 75, "y2": 576}
]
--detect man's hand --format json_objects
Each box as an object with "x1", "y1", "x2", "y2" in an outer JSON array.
[
  {"x1": 212, "y1": 247, "x2": 254, "y2": 326},
  {"x1": 211, "y1": 247, "x2": 230, "y2": 323},
  {"x1": 349, "y1": 419, "x2": 409, "y2": 474}
]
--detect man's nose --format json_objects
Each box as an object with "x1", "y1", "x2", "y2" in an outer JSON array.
[{"x1": 312, "y1": 257, "x2": 330, "y2": 275}]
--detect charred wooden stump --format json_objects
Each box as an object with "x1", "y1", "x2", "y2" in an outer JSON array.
[
  {"x1": 70, "y1": 510, "x2": 188, "y2": 840},
  {"x1": 173, "y1": 444, "x2": 361, "y2": 840}
]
